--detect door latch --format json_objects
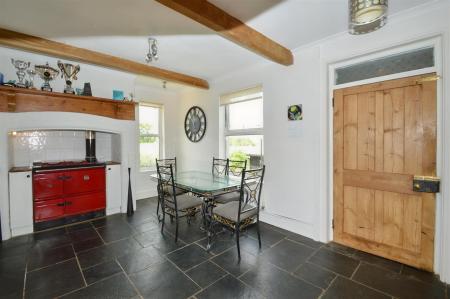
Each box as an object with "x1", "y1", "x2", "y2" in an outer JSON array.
[{"x1": 413, "y1": 176, "x2": 440, "y2": 193}]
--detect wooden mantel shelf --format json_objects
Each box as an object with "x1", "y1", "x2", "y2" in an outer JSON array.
[{"x1": 0, "y1": 86, "x2": 136, "y2": 120}]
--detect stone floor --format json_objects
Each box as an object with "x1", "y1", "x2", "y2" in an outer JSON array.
[{"x1": 1, "y1": 197, "x2": 448, "y2": 299}]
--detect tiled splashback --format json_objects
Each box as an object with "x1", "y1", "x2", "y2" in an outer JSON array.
[{"x1": 9, "y1": 130, "x2": 115, "y2": 167}]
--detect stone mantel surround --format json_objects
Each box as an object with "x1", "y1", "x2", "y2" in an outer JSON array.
[{"x1": 0, "y1": 110, "x2": 138, "y2": 240}]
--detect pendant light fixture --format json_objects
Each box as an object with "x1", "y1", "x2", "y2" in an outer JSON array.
[{"x1": 349, "y1": 0, "x2": 388, "y2": 35}]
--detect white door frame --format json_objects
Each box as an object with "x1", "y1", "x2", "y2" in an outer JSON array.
[{"x1": 324, "y1": 35, "x2": 448, "y2": 278}]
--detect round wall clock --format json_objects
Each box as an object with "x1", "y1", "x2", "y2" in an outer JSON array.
[{"x1": 184, "y1": 106, "x2": 206, "y2": 142}]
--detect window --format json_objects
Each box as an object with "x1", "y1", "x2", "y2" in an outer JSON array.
[
  {"x1": 222, "y1": 87, "x2": 263, "y2": 169},
  {"x1": 139, "y1": 105, "x2": 161, "y2": 171}
]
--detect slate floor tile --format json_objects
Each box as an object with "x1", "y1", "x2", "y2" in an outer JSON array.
[
  {"x1": 91, "y1": 214, "x2": 127, "y2": 228},
  {"x1": 196, "y1": 231, "x2": 236, "y2": 255},
  {"x1": 402, "y1": 265, "x2": 442, "y2": 284},
  {"x1": 76, "y1": 245, "x2": 113, "y2": 269},
  {"x1": 68, "y1": 227, "x2": 99, "y2": 243},
  {"x1": 352, "y1": 250, "x2": 403, "y2": 273},
  {"x1": 105, "y1": 237, "x2": 143, "y2": 258},
  {"x1": 167, "y1": 243, "x2": 212, "y2": 271},
  {"x1": 261, "y1": 239, "x2": 315, "y2": 272},
  {"x1": 82, "y1": 260, "x2": 123, "y2": 285},
  {"x1": 324, "y1": 242, "x2": 358, "y2": 256},
  {"x1": 0, "y1": 235, "x2": 33, "y2": 260},
  {"x1": 0, "y1": 254, "x2": 27, "y2": 298},
  {"x1": 72, "y1": 237, "x2": 104, "y2": 253},
  {"x1": 241, "y1": 261, "x2": 322, "y2": 299},
  {"x1": 246, "y1": 223, "x2": 285, "y2": 246},
  {"x1": 185, "y1": 261, "x2": 227, "y2": 288},
  {"x1": 353, "y1": 263, "x2": 446, "y2": 299},
  {"x1": 286, "y1": 233, "x2": 324, "y2": 249},
  {"x1": 123, "y1": 211, "x2": 154, "y2": 226},
  {"x1": 294, "y1": 262, "x2": 336, "y2": 289},
  {"x1": 97, "y1": 224, "x2": 135, "y2": 243},
  {"x1": 27, "y1": 244, "x2": 75, "y2": 271},
  {"x1": 134, "y1": 228, "x2": 186, "y2": 253},
  {"x1": 196, "y1": 275, "x2": 264, "y2": 299},
  {"x1": 66, "y1": 221, "x2": 93, "y2": 232},
  {"x1": 210, "y1": 247, "x2": 259, "y2": 277},
  {"x1": 132, "y1": 219, "x2": 160, "y2": 234},
  {"x1": 62, "y1": 273, "x2": 137, "y2": 298},
  {"x1": 322, "y1": 276, "x2": 390, "y2": 299},
  {"x1": 309, "y1": 247, "x2": 359, "y2": 277},
  {"x1": 25, "y1": 259, "x2": 84, "y2": 299},
  {"x1": 32, "y1": 232, "x2": 72, "y2": 251},
  {"x1": 163, "y1": 218, "x2": 207, "y2": 244},
  {"x1": 130, "y1": 260, "x2": 200, "y2": 299},
  {"x1": 118, "y1": 246, "x2": 165, "y2": 274}
]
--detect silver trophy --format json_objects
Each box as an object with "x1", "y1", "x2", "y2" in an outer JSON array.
[
  {"x1": 34, "y1": 62, "x2": 59, "y2": 92},
  {"x1": 26, "y1": 69, "x2": 37, "y2": 89},
  {"x1": 57, "y1": 61, "x2": 80, "y2": 94},
  {"x1": 11, "y1": 59, "x2": 30, "y2": 88}
]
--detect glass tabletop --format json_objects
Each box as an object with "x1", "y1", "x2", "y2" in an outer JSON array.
[{"x1": 151, "y1": 170, "x2": 241, "y2": 194}]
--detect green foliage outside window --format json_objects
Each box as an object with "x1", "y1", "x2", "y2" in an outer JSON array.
[
  {"x1": 229, "y1": 151, "x2": 250, "y2": 171},
  {"x1": 140, "y1": 123, "x2": 158, "y2": 170}
]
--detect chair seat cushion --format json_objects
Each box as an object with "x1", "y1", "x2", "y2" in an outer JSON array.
[
  {"x1": 214, "y1": 191, "x2": 240, "y2": 204},
  {"x1": 165, "y1": 194, "x2": 203, "y2": 211},
  {"x1": 213, "y1": 201, "x2": 257, "y2": 222}
]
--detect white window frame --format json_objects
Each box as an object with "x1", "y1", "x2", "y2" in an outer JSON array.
[
  {"x1": 223, "y1": 93, "x2": 264, "y2": 166},
  {"x1": 138, "y1": 103, "x2": 163, "y2": 172}
]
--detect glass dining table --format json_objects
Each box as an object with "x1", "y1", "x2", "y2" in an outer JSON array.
[
  {"x1": 151, "y1": 170, "x2": 242, "y2": 198},
  {"x1": 151, "y1": 170, "x2": 242, "y2": 248}
]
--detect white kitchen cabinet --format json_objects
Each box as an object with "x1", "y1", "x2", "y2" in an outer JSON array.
[
  {"x1": 106, "y1": 164, "x2": 122, "y2": 215},
  {"x1": 9, "y1": 171, "x2": 33, "y2": 237}
]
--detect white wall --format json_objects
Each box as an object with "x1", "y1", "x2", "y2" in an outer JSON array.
[{"x1": 174, "y1": 0, "x2": 450, "y2": 282}]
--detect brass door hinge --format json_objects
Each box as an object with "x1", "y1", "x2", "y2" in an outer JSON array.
[
  {"x1": 416, "y1": 75, "x2": 441, "y2": 84},
  {"x1": 332, "y1": 219, "x2": 335, "y2": 229}
]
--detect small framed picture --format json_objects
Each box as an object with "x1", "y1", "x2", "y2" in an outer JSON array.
[{"x1": 288, "y1": 104, "x2": 303, "y2": 121}]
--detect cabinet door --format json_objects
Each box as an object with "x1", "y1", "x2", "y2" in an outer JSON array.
[
  {"x1": 34, "y1": 199, "x2": 65, "y2": 222},
  {"x1": 33, "y1": 171, "x2": 64, "y2": 200},
  {"x1": 64, "y1": 167, "x2": 105, "y2": 195},
  {"x1": 65, "y1": 191, "x2": 106, "y2": 216},
  {"x1": 106, "y1": 165, "x2": 122, "y2": 215},
  {"x1": 9, "y1": 171, "x2": 33, "y2": 236}
]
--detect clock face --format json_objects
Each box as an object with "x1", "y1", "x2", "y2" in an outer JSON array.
[{"x1": 185, "y1": 106, "x2": 206, "y2": 142}]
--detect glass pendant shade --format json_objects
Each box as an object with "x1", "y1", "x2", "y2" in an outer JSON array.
[{"x1": 349, "y1": 0, "x2": 388, "y2": 35}]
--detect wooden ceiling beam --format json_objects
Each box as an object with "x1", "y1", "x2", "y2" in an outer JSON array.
[
  {"x1": 0, "y1": 28, "x2": 209, "y2": 89},
  {"x1": 155, "y1": 0, "x2": 294, "y2": 66}
]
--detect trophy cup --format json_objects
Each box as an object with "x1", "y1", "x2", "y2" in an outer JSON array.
[
  {"x1": 34, "y1": 62, "x2": 59, "y2": 92},
  {"x1": 11, "y1": 59, "x2": 30, "y2": 88},
  {"x1": 57, "y1": 61, "x2": 80, "y2": 94},
  {"x1": 26, "y1": 69, "x2": 37, "y2": 89}
]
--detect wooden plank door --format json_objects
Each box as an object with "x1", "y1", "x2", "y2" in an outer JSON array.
[{"x1": 333, "y1": 74, "x2": 437, "y2": 271}]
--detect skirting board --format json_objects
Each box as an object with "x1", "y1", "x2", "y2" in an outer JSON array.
[{"x1": 260, "y1": 210, "x2": 316, "y2": 241}]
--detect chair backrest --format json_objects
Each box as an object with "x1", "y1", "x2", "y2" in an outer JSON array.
[
  {"x1": 228, "y1": 159, "x2": 247, "y2": 177},
  {"x1": 212, "y1": 157, "x2": 229, "y2": 176},
  {"x1": 156, "y1": 157, "x2": 177, "y2": 173},
  {"x1": 156, "y1": 163, "x2": 178, "y2": 210},
  {"x1": 237, "y1": 166, "x2": 265, "y2": 223}
]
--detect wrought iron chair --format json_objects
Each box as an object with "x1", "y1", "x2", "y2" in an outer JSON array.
[
  {"x1": 214, "y1": 159, "x2": 247, "y2": 204},
  {"x1": 157, "y1": 164, "x2": 203, "y2": 242},
  {"x1": 156, "y1": 158, "x2": 187, "y2": 217},
  {"x1": 212, "y1": 157, "x2": 229, "y2": 176},
  {"x1": 209, "y1": 165, "x2": 265, "y2": 259}
]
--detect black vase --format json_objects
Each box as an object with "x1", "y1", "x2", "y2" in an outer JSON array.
[{"x1": 127, "y1": 167, "x2": 134, "y2": 216}]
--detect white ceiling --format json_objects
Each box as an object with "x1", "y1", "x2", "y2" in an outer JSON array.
[{"x1": 0, "y1": 0, "x2": 437, "y2": 81}]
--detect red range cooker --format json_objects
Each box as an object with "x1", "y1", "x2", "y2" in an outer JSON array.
[{"x1": 32, "y1": 161, "x2": 106, "y2": 223}]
